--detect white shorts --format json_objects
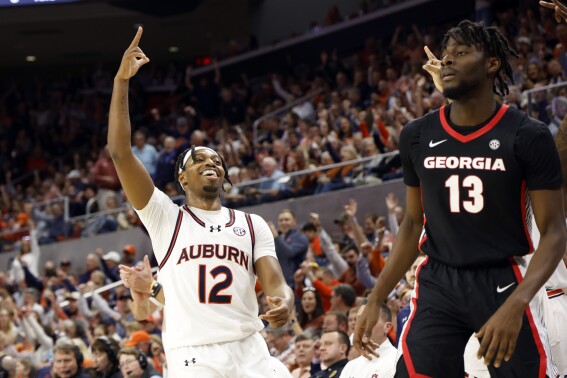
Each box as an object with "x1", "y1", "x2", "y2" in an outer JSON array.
[
  {"x1": 165, "y1": 332, "x2": 292, "y2": 378},
  {"x1": 544, "y1": 289, "x2": 567, "y2": 376},
  {"x1": 463, "y1": 335, "x2": 490, "y2": 378}
]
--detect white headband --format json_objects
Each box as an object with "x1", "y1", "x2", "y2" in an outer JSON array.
[{"x1": 178, "y1": 146, "x2": 219, "y2": 174}]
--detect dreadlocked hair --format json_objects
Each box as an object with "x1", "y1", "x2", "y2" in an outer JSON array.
[
  {"x1": 442, "y1": 20, "x2": 519, "y2": 97},
  {"x1": 174, "y1": 145, "x2": 233, "y2": 193}
]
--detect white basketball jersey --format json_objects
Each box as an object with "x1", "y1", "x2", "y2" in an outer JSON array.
[
  {"x1": 136, "y1": 188, "x2": 277, "y2": 350},
  {"x1": 529, "y1": 216, "x2": 567, "y2": 290}
]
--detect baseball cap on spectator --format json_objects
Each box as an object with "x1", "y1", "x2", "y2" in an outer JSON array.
[
  {"x1": 117, "y1": 292, "x2": 132, "y2": 301},
  {"x1": 517, "y1": 36, "x2": 531, "y2": 46},
  {"x1": 101, "y1": 317, "x2": 116, "y2": 326},
  {"x1": 334, "y1": 212, "x2": 349, "y2": 224},
  {"x1": 102, "y1": 251, "x2": 121, "y2": 264},
  {"x1": 124, "y1": 331, "x2": 152, "y2": 347},
  {"x1": 60, "y1": 259, "x2": 71, "y2": 267},
  {"x1": 302, "y1": 222, "x2": 318, "y2": 232},
  {"x1": 66, "y1": 170, "x2": 81, "y2": 179},
  {"x1": 65, "y1": 292, "x2": 80, "y2": 301},
  {"x1": 123, "y1": 244, "x2": 136, "y2": 254}
]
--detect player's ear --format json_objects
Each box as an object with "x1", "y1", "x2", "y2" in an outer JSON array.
[
  {"x1": 178, "y1": 173, "x2": 187, "y2": 192},
  {"x1": 487, "y1": 56, "x2": 500, "y2": 75}
]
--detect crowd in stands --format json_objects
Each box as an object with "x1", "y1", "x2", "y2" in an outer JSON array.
[
  {"x1": 221, "y1": 0, "x2": 410, "y2": 58},
  {"x1": 0, "y1": 0, "x2": 567, "y2": 375}
]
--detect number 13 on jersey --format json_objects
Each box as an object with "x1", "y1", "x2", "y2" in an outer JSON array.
[{"x1": 445, "y1": 175, "x2": 484, "y2": 213}]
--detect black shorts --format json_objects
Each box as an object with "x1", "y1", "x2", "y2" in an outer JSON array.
[{"x1": 395, "y1": 256, "x2": 554, "y2": 378}]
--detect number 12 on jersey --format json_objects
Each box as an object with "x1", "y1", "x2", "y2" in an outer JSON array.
[
  {"x1": 198, "y1": 265, "x2": 233, "y2": 304},
  {"x1": 445, "y1": 175, "x2": 484, "y2": 213}
]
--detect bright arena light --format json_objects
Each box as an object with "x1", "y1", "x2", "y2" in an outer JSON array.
[
  {"x1": 168, "y1": 46, "x2": 179, "y2": 53},
  {"x1": 25, "y1": 55, "x2": 37, "y2": 62}
]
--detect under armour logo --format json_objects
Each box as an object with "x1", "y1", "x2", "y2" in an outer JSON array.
[
  {"x1": 184, "y1": 358, "x2": 196, "y2": 366},
  {"x1": 210, "y1": 225, "x2": 221, "y2": 233}
]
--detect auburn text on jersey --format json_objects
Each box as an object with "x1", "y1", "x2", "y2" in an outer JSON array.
[{"x1": 176, "y1": 244, "x2": 250, "y2": 271}]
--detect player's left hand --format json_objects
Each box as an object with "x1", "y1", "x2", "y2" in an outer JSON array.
[
  {"x1": 540, "y1": 0, "x2": 567, "y2": 23},
  {"x1": 119, "y1": 255, "x2": 153, "y2": 293},
  {"x1": 475, "y1": 301, "x2": 524, "y2": 368},
  {"x1": 259, "y1": 296, "x2": 290, "y2": 328}
]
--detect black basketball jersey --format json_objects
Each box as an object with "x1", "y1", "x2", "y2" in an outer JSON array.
[{"x1": 400, "y1": 104, "x2": 562, "y2": 267}]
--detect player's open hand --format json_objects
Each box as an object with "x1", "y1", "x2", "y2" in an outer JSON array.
[
  {"x1": 116, "y1": 26, "x2": 150, "y2": 81},
  {"x1": 259, "y1": 296, "x2": 290, "y2": 328},
  {"x1": 540, "y1": 0, "x2": 567, "y2": 23},
  {"x1": 422, "y1": 46, "x2": 444, "y2": 93},
  {"x1": 353, "y1": 302, "x2": 381, "y2": 360},
  {"x1": 119, "y1": 255, "x2": 153, "y2": 293},
  {"x1": 475, "y1": 300, "x2": 524, "y2": 368}
]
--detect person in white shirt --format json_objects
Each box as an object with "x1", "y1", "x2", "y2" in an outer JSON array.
[
  {"x1": 340, "y1": 303, "x2": 396, "y2": 378},
  {"x1": 108, "y1": 27, "x2": 293, "y2": 378}
]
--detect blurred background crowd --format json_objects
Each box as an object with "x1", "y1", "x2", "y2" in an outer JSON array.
[{"x1": 0, "y1": 0, "x2": 565, "y2": 376}]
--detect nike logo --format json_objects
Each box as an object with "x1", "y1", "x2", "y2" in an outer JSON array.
[
  {"x1": 496, "y1": 282, "x2": 515, "y2": 293},
  {"x1": 429, "y1": 139, "x2": 447, "y2": 147}
]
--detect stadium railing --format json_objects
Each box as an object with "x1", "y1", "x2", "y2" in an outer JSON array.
[
  {"x1": 525, "y1": 81, "x2": 567, "y2": 124},
  {"x1": 252, "y1": 88, "x2": 323, "y2": 147},
  {"x1": 0, "y1": 151, "x2": 396, "y2": 249}
]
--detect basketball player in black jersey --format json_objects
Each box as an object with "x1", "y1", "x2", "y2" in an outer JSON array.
[{"x1": 354, "y1": 20, "x2": 566, "y2": 377}]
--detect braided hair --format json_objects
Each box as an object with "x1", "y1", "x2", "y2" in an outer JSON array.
[
  {"x1": 174, "y1": 145, "x2": 232, "y2": 193},
  {"x1": 442, "y1": 20, "x2": 519, "y2": 97}
]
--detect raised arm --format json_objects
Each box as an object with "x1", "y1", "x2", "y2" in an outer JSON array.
[
  {"x1": 310, "y1": 213, "x2": 348, "y2": 276},
  {"x1": 107, "y1": 27, "x2": 154, "y2": 210},
  {"x1": 343, "y1": 198, "x2": 369, "y2": 249},
  {"x1": 540, "y1": 0, "x2": 567, "y2": 23}
]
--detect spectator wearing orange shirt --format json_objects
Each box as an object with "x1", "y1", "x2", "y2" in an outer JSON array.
[
  {"x1": 295, "y1": 265, "x2": 339, "y2": 313},
  {"x1": 337, "y1": 245, "x2": 366, "y2": 296}
]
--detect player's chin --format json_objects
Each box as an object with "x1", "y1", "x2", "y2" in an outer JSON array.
[{"x1": 202, "y1": 184, "x2": 222, "y2": 194}]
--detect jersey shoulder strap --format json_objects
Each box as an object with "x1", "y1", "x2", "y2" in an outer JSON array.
[{"x1": 243, "y1": 212, "x2": 256, "y2": 274}]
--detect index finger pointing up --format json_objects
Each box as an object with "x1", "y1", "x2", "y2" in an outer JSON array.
[
  {"x1": 129, "y1": 26, "x2": 143, "y2": 48},
  {"x1": 424, "y1": 45, "x2": 437, "y2": 61}
]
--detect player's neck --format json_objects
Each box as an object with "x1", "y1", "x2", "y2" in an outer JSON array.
[
  {"x1": 371, "y1": 334, "x2": 388, "y2": 347},
  {"x1": 449, "y1": 92, "x2": 497, "y2": 127},
  {"x1": 186, "y1": 195, "x2": 222, "y2": 211}
]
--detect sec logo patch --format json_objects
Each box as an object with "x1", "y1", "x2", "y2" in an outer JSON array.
[{"x1": 233, "y1": 227, "x2": 246, "y2": 236}]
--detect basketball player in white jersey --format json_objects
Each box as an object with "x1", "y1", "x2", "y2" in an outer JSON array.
[
  {"x1": 108, "y1": 27, "x2": 294, "y2": 377},
  {"x1": 121, "y1": 256, "x2": 294, "y2": 378}
]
